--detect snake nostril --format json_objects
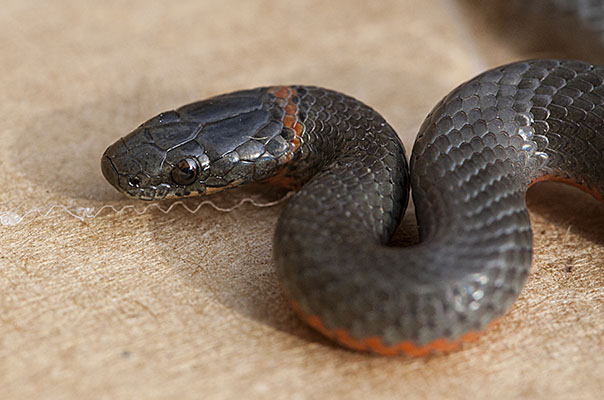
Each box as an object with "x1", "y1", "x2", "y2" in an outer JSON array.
[{"x1": 128, "y1": 176, "x2": 141, "y2": 187}]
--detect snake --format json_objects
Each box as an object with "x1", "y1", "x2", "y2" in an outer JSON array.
[
  {"x1": 99, "y1": 0, "x2": 604, "y2": 355},
  {"x1": 101, "y1": 59, "x2": 604, "y2": 356}
]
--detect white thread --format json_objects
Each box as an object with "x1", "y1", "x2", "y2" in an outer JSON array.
[{"x1": 0, "y1": 191, "x2": 294, "y2": 226}]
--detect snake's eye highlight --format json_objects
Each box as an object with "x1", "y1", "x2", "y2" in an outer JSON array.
[{"x1": 171, "y1": 158, "x2": 199, "y2": 185}]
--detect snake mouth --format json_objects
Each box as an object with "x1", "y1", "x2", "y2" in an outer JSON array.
[
  {"x1": 129, "y1": 181, "x2": 206, "y2": 201},
  {"x1": 140, "y1": 186, "x2": 170, "y2": 200}
]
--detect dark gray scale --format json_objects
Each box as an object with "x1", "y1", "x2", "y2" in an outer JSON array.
[
  {"x1": 196, "y1": 110, "x2": 270, "y2": 161},
  {"x1": 177, "y1": 89, "x2": 265, "y2": 124}
]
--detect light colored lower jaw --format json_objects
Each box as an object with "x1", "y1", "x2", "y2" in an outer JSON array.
[{"x1": 204, "y1": 179, "x2": 244, "y2": 195}]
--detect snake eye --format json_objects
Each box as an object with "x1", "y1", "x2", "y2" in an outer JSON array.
[{"x1": 171, "y1": 158, "x2": 199, "y2": 185}]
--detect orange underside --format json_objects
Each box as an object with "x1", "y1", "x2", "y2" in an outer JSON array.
[
  {"x1": 529, "y1": 173, "x2": 603, "y2": 201},
  {"x1": 286, "y1": 174, "x2": 603, "y2": 356},
  {"x1": 291, "y1": 301, "x2": 494, "y2": 356}
]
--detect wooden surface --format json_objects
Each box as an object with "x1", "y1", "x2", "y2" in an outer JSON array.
[{"x1": 1, "y1": 1, "x2": 603, "y2": 398}]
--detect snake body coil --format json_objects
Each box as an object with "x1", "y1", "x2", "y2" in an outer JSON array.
[{"x1": 102, "y1": 59, "x2": 604, "y2": 355}]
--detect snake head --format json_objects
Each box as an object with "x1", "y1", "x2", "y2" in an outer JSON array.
[{"x1": 101, "y1": 87, "x2": 304, "y2": 200}]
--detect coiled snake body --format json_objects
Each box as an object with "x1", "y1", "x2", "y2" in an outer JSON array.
[{"x1": 102, "y1": 59, "x2": 604, "y2": 356}]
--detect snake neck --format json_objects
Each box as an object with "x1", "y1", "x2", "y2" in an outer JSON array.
[{"x1": 278, "y1": 86, "x2": 410, "y2": 243}]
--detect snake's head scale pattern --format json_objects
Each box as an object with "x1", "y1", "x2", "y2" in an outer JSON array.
[{"x1": 101, "y1": 87, "x2": 304, "y2": 200}]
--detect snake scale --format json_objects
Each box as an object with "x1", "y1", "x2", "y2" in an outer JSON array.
[{"x1": 101, "y1": 3, "x2": 604, "y2": 356}]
